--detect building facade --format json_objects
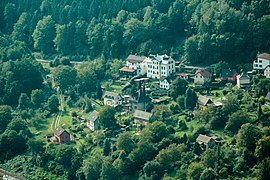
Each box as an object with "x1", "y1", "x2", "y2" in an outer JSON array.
[
  {"x1": 146, "y1": 54, "x2": 175, "y2": 80},
  {"x1": 253, "y1": 53, "x2": 270, "y2": 70}
]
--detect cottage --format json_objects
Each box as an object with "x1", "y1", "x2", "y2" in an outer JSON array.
[
  {"x1": 197, "y1": 95, "x2": 213, "y2": 109},
  {"x1": 54, "y1": 127, "x2": 70, "y2": 144},
  {"x1": 194, "y1": 69, "x2": 212, "y2": 86},
  {"x1": 159, "y1": 76, "x2": 173, "y2": 90},
  {"x1": 133, "y1": 110, "x2": 153, "y2": 126},
  {"x1": 196, "y1": 134, "x2": 216, "y2": 149},
  {"x1": 237, "y1": 73, "x2": 250, "y2": 88},
  {"x1": 146, "y1": 54, "x2": 175, "y2": 80},
  {"x1": 87, "y1": 110, "x2": 100, "y2": 131},
  {"x1": 253, "y1": 53, "x2": 270, "y2": 70},
  {"x1": 119, "y1": 66, "x2": 136, "y2": 76},
  {"x1": 264, "y1": 65, "x2": 270, "y2": 78},
  {"x1": 221, "y1": 69, "x2": 238, "y2": 82},
  {"x1": 103, "y1": 91, "x2": 123, "y2": 107}
]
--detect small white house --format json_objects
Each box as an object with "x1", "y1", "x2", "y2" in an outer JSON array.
[
  {"x1": 126, "y1": 55, "x2": 147, "y2": 75},
  {"x1": 159, "y1": 77, "x2": 173, "y2": 90},
  {"x1": 87, "y1": 110, "x2": 100, "y2": 131},
  {"x1": 253, "y1": 53, "x2": 270, "y2": 70},
  {"x1": 237, "y1": 73, "x2": 250, "y2": 88},
  {"x1": 103, "y1": 91, "x2": 123, "y2": 107}
]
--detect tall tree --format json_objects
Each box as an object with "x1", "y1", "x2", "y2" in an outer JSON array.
[
  {"x1": 184, "y1": 87, "x2": 197, "y2": 110},
  {"x1": 98, "y1": 106, "x2": 117, "y2": 130},
  {"x1": 32, "y1": 15, "x2": 56, "y2": 54}
]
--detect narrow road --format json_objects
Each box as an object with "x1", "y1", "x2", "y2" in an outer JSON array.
[{"x1": 36, "y1": 58, "x2": 84, "y2": 65}]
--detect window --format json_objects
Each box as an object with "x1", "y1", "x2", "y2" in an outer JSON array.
[
  {"x1": 259, "y1": 60, "x2": 262, "y2": 63},
  {"x1": 259, "y1": 65, "x2": 262, "y2": 67}
]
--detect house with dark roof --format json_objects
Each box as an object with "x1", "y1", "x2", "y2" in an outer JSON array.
[
  {"x1": 196, "y1": 134, "x2": 216, "y2": 149},
  {"x1": 87, "y1": 110, "x2": 100, "y2": 131},
  {"x1": 253, "y1": 53, "x2": 270, "y2": 70},
  {"x1": 159, "y1": 76, "x2": 173, "y2": 90},
  {"x1": 194, "y1": 69, "x2": 212, "y2": 86},
  {"x1": 54, "y1": 127, "x2": 70, "y2": 144},
  {"x1": 133, "y1": 110, "x2": 153, "y2": 126},
  {"x1": 103, "y1": 91, "x2": 123, "y2": 107},
  {"x1": 197, "y1": 95, "x2": 213, "y2": 109},
  {"x1": 221, "y1": 69, "x2": 238, "y2": 82},
  {"x1": 237, "y1": 73, "x2": 250, "y2": 88}
]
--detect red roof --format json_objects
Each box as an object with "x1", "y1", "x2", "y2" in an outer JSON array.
[
  {"x1": 120, "y1": 66, "x2": 135, "y2": 73},
  {"x1": 257, "y1": 53, "x2": 270, "y2": 60},
  {"x1": 195, "y1": 69, "x2": 211, "y2": 78},
  {"x1": 177, "y1": 73, "x2": 189, "y2": 77}
]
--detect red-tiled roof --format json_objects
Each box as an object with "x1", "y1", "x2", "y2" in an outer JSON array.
[
  {"x1": 119, "y1": 66, "x2": 136, "y2": 72},
  {"x1": 257, "y1": 53, "x2": 270, "y2": 60},
  {"x1": 195, "y1": 69, "x2": 211, "y2": 78},
  {"x1": 177, "y1": 73, "x2": 189, "y2": 77}
]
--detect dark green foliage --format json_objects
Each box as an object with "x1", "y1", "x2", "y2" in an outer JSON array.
[
  {"x1": 103, "y1": 138, "x2": 111, "y2": 156},
  {"x1": 225, "y1": 110, "x2": 249, "y2": 134},
  {"x1": 237, "y1": 123, "x2": 262, "y2": 152},
  {"x1": 255, "y1": 136, "x2": 270, "y2": 160},
  {"x1": 255, "y1": 157, "x2": 270, "y2": 180},
  {"x1": 169, "y1": 78, "x2": 188, "y2": 101},
  {"x1": 0, "y1": 105, "x2": 12, "y2": 133},
  {"x1": 47, "y1": 94, "x2": 59, "y2": 113},
  {"x1": 98, "y1": 106, "x2": 117, "y2": 130},
  {"x1": 184, "y1": 87, "x2": 197, "y2": 110},
  {"x1": 199, "y1": 168, "x2": 218, "y2": 180}
]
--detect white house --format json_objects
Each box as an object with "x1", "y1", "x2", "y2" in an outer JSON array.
[
  {"x1": 159, "y1": 77, "x2": 173, "y2": 90},
  {"x1": 103, "y1": 91, "x2": 123, "y2": 107},
  {"x1": 87, "y1": 110, "x2": 100, "y2": 131},
  {"x1": 237, "y1": 73, "x2": 250, "y2": 88},
  {"x1": 146, "y1": 54, "x2": 175, "y2": 80},
  {"x1": 264, "y1": 65, "x2": 270, "y2": 78},
  {"x1": 253, "y1": 53, "x2": 270, "y2": 70}
]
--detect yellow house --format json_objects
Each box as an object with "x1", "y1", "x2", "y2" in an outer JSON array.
[{"x1": 194, "y1": 69, "x2": 212, "y2": 86}]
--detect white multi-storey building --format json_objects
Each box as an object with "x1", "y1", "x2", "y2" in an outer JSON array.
[
  {"x1": 253, "y1": 53, "x2": 270, "y2": 70},
  {"x1": 146, "y1": 54, "x2": 175, "y2": 79}
]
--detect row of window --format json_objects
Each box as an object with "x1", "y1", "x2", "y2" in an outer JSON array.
[{"x1": 254, "y1": 64, "x2": 263, "y2": 67}]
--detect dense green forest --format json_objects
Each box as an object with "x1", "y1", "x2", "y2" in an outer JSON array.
[
  {"x1": 0, "y1": 0, "x2": 269, "y2": 64},
  {"x1": 0, "y1": 0, "x2": 270, "y2": 180}
]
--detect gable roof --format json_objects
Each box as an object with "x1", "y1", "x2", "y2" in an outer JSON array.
[
  {"x1": 87, "y1": 110, "x2": 98, "y2": 123},
  {"x1": 54, "y1": 127, "x2": 69, "y2": 136},
  {"x1": 257, "y1": 53, "x2": 270, "y2": 60},
  {"x1": 120, "y1": 66, "x2": 136, "y2": 73},
  {"x1": 195, "y1": 69, "x2": 211, "y2": 78},
  {"x1": 133, "y1": 110, "x2": 152, "y2": 121},
  {"x1": 264, "y1": 65, "x2": 270, "y2": 70},
  {"x1": 238, "y1": 73, "x2": 250, "y2": 79},
  {"x1": 127, "y1": 55, "x2": 146, "y2": 63},
  {"x1": 177, "y1": 73, "x2": 189, "y2": 77},
  {"x1": 103, "y1": 91, "x2": 121, "y2": 100},
  {"x1": 197, "y1": 95, "x2": 213, "y2": 106},
  {"x1": 196, "y1": 134, "x2": 214, "y2": 144},
  {"x1": 160, "y1": 76, "x2": 174, "y2": 83},
  {"x1": 221, "y1": 69, "x2": 237, "y2": 77},
  {"x1": 265, "y1": 92, "x2": 270, "y2": 101}
]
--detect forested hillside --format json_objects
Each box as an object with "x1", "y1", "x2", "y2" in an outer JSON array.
[{"x1": 0, "y1": 0, "x2": 269, "y2": 64}]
